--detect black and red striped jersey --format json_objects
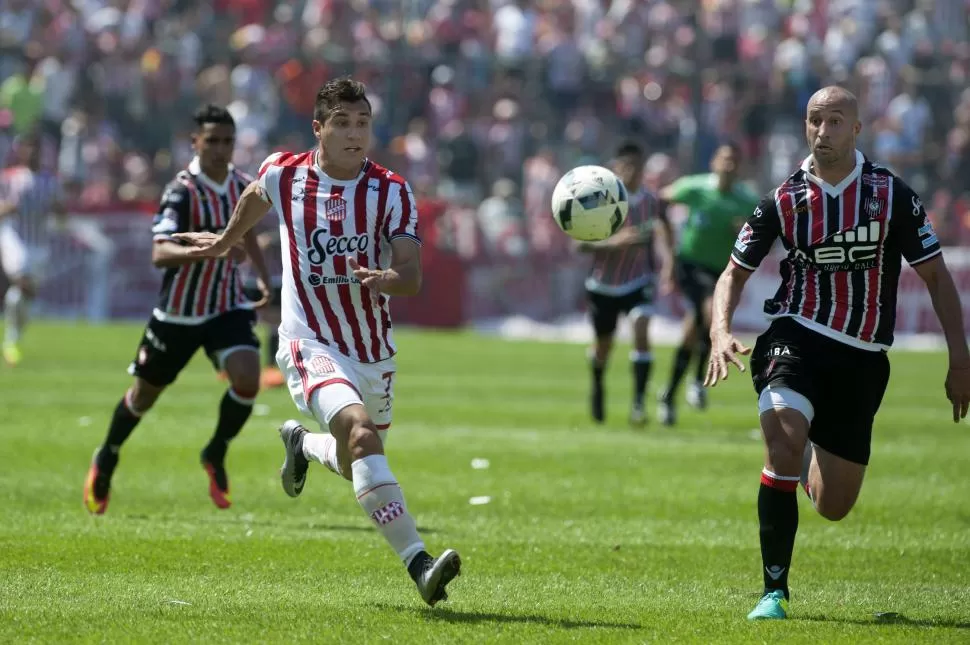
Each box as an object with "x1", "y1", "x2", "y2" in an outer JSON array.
[
  {"x1": 151, "y1": 159, "x2": 254, "y2": 324},
  {"x1": 731, "y1": 151, "x2": 942, "y2": 351},
  {"x1": 585, "y1": 187, "x2": 664, "y2": 296}
]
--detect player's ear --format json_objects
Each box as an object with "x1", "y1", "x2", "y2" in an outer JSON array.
[
  {"x1": 312, "y1": 119, "x2": 323, "y2": 142},
  {"x1": 854, "y1": 120, "x2": 862, "y2": 136}
]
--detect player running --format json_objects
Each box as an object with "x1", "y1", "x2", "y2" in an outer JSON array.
[
  {"x1": 171, "y1": 78, "x2": 462, "y2": 607},
  {"x1": 83, "y1": 105, "x2": 271, "y2": 514},
  {"x1": 657, "y1": 143, "x2": 760, "y2": 425},
  {"x1": 577, "y1": 141, "x2": 674, "y2": 426},
  {"x1": 0, "y1": 134, "x2": 66, "y2": 366},
  {"x1": 706, "y1": 86, "x2": 970, "y2": 620}
]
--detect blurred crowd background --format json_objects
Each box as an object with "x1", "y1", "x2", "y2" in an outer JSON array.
[{"x1": 3, "y1": 0, "x2": 970, "y2": 256}]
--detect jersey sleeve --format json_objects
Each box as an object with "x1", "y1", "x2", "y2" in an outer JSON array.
[
  {"x1": 892, "y1": 178, "x2": 942, "y2": 266},
  {"x1": 730, "y1": 194, "x2": 781, "y2": 271},
  {"x1": 383, "y1": 179, "x2": 421, "y2": 245},
  {"x1": 665, "y1": 175, "x2": 703, "y2": 205},
  {"x1": 151, "y1": 181, "x2": 191, "y2": 241},
  {"x1": 256, "y1": 152, "x2": 283, "y2": 205}
]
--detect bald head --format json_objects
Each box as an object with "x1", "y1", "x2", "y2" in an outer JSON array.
[
  {"x1": 805, "y1": 86, "x2": 861, "y2": 172},
  {"x1": 806, "y1": 86, "x2": 859, "y2": 120}
]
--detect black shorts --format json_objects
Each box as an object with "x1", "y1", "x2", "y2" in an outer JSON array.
[
  {"x1": 586, "y1": 282, "x2": 655, "y2": 338},
  {"x1": 749, "y1": 317, "x2": 890, "y2": 465},
  {"x1": 675, "y1": 259, "x2": 720, "y2": 316},
  {"x1": 128, "y1": 309, "x2": 260, "y2": 387}
]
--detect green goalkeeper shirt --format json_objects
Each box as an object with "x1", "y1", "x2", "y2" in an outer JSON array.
[{"x1": 667, "y1": 174, "x2": 761, "y2": 272}]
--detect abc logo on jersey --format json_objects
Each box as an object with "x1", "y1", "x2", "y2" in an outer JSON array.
[{"x1": 307, "y1": 228, "x2": 369, "y2": 265}]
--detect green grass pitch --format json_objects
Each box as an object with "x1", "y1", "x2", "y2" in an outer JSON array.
[{"x1": 1, "y1": 322, "x2": 968, "y2": 643}]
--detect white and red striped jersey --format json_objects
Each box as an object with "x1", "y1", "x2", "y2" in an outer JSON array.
[
  {"x1": 0, "y1": 166, "x2": 62, "y2": 246},
  {"x1": 152, "y1": 158, "x2": 254, "y2": 324},
  {"x1": 585, "y1": 187, "x2": 662, "y2": 296},
  {"x1": 732, "y1": 151, "x2": 942, "y2": 351},
  {"x1": 257, "y1": 151, "x2": 420, "y2": 363}
]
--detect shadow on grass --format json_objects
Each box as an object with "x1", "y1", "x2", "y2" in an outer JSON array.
[
  {"x1": 117, "y1": 513, "x2": 437, "y2": 535},
  {"x1": 378, "y1": 604, "x2": 641, "y2": 630},
  {"x1": 795, "y1": 614, "x2": 970, "y2": 629}
]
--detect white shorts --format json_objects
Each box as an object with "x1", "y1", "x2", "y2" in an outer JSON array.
[
  {"x1": 0, "y1": 224, "x2": 47, "y2": 279},
  {"x1": 277, "y1": 338, "x2": 396, "y2": 432}
]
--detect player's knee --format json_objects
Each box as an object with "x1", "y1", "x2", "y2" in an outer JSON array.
[
  {"x1": 229, "y1": 372, "x2": 260, "y2": 398},
  {"x1": 593, "y1": 337, "x2": 612, "y2": 362},
  {"x1": 348, "y1": 420, "x2": 383, "y2": 462},
  {"x1": 130, "y1": 380, "x2": 164, "y2": 412},
  {"x1": 762, "y1": 429, "x2": 805, "y2": 472},
  {"x1": 814, "y1": 495, "x2": 854, "y2": 522}
]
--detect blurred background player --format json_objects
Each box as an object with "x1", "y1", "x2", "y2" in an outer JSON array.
[
  {"x1": 577, "y1": 141, "x2": 674, "y2": 425},
  {"x1": 172, "y1": 78, "x2": 462, "y2": 607},
  {"x1": 0, "y1": 134, "x2": 66, "y2": 366},
  {"x1": 657, "y1": 143, "x2": 760, "y2": 425},
  {"x1": 83, "y1": 105, "x2": 271, "y2": 514}
]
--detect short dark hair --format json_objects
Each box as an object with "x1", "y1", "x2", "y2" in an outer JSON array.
[
  {"x1": 616, "y1": 140, "x2": 645, "y2": 159},
  {"x1": 313, "y1": 77, "x2": 372, "y2": 123},
  {"x1": 193, "y1": 104, "x2": 235, "y2": 129}
]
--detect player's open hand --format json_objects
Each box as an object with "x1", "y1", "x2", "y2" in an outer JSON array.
[
  {"x1": 945, "y1": 365, "x2": 970, "y2": 422},
  {"x1": 348, "y1": 257, "x2": 384, "y2": 305},
  {"x1": 171, "y1": 232, "x2": 234, "y2": 258},
  {"x1": 705, "y1": 330, "x2": 751, "y2": 387}
]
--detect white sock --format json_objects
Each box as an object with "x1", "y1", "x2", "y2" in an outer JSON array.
[
  {"x1": 352, "y1": 454, "x2": 425, "y2": 565},
  {"x1": 4, "y1": 286, "x2": 26, "y2": 346},
  {"x1": 302, "y1": 432, "x2": 341, "y2": 474}
]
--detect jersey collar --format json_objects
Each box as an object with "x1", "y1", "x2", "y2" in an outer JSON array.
[
  {"x1": 188, "y1": 156, "x2": 234, "y2": 194},
  {"x1": 800, "y1": 149, "x2": 864, "y2": 197}
]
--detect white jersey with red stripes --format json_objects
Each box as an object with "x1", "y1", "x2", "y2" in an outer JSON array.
[
  {"x1": 0, "y1": 165, "x2": 61, "y2": 247},
  {"x1": 257, "y1": 150, "x2": 420, "y2": 363}
]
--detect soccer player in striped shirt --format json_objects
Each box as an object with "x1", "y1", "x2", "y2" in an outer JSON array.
[
  {"x1": 577, "y1": 141, "x2": 674, "y2": 425},
  {"x1": 172, "y1": 78, "x2": 461, "y2": 606},
  {"x1": 83, "y1": 105, "x2": 272, "y2": 514},
  {"x1": 707, "y1": 86, "x2": 970, "y2": 620},
  {"x1": 0, "y1": 134, "x2": 66, "y2": 366}
]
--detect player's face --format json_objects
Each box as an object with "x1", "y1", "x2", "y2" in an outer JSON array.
[
  {"x1": 711, "y1": 145, "x2": 739, "y2": 180},
  {"x1": 192, "y1": 123, "x2": 235, "y2": 172},
  {"x1": 806, "y1": 104, "x2": 860, "y2": 166},
  {"x1": 314, "y1": 101, "x2": 372, "y2": 170},
  {"x1": 613, "y1": 154, "x2": 645, "y2": 192}
]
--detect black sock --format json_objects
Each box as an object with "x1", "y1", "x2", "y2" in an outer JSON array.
[
  {"x1": 407, "y1": 550, "x2": 432, "y2": 581},
  {"x1": 591, "y1": 357, "x2": 605, "y2": 421},
  {"x1": 266, "y1": 329, "x2": 279, "y2": 367},
  {"x1": 631, "y1": 354, "x2": 652, "y2": 406},
  {"x1": 695, "y1": 337, "x2": 711, "y2": 385},
  {"x1": 667, "y1": 346, "x2": 692, "y2": 397},
  {"x1": 758, "y1": 471, "x2": 799, "y2": 600},
  {"x1": 204, "y1": 389, "x2": 255, "y2": 463},
  {"x1": 97, "y1": 393, "x2": 143, "y2": 471}
]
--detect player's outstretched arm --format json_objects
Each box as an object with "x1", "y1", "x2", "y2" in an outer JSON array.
[
  {"x1": 912, "y1": 255, "x2": 970, "y2": 421},
  {"x1": 705, "y1": 261, "x2": 753, "y2": 387},
  {"x1": 173, "y1": 181, "x2": 272, "y2": 257}
]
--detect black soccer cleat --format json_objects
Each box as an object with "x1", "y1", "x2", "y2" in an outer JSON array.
[
  {"x1": 278, "y1": 420, "x2": 310, "y2": 498},
  {"x1": 409, "y1": 549, "x2": 462, "y2": 607}
]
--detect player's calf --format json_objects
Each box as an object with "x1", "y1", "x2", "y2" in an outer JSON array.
[{"x1": 802, "y1": 442, "x2": 866, "y2": 522}]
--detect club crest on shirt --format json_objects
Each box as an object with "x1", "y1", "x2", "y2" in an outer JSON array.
[{"x1": 324, "y1": 197, "x2": 347, "y2": 221}]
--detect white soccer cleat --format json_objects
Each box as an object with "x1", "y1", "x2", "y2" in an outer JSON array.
[{"x1": 686, "y1": 382, "x2": 708, "y2": 410}]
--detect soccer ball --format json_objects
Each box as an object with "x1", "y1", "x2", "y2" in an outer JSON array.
[{"x1": 550, "y1": 165, "x2": 629, "y2": 242}]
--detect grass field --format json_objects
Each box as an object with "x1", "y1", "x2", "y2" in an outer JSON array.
[{"x1": 1, "y1": 322, "x2": 968, "y2": 644}]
